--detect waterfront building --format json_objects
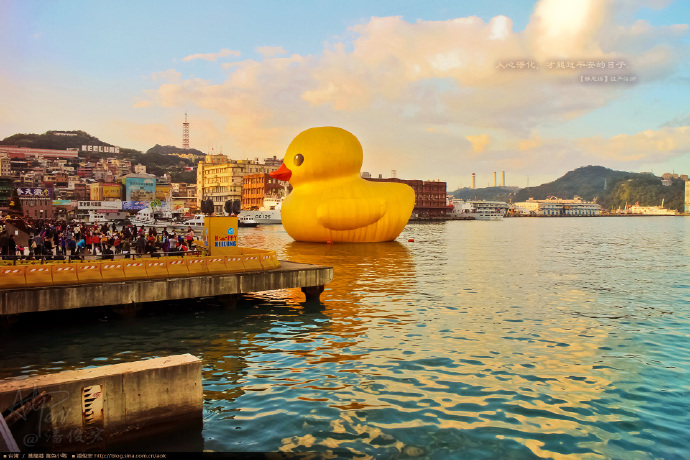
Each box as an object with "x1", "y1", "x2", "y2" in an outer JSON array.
[
  {"x1": 241, "y1": 173, "x2": 284, "y2": 210},
  {"x1": 514, "y1": 196, "x2": 602, "y2": 216},
  {"x1": 196, "y1": 156, "x2": 279, "y2": 215},
  {"x1": 686, "y1": 180, "x2": 690, "y2": 214},
  {"x1": 365, "y1": 177, "x2": 448, "y2": 218},
  {"x1": 171, "y1": 183, "x2": 198, "y2": 214}
]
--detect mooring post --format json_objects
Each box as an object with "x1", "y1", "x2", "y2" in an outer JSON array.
[{"x1": 301, "y1": 285, "x2": 325, "y2": 303}]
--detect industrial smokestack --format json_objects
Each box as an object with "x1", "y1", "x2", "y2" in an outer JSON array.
[
  {"x1": 502, "y1": 171, "x2": 505, "y2": 187},
  {"x1": 493, "y1": 172, "x2": 497, "y2": 187},
  {"x1": 471, "y1": 173, "x2": 475, "y2": 189}
]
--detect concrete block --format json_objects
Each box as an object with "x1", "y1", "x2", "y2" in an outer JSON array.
[{"x1": 0, "y1": 354, "x2": 202, "y2": 451}]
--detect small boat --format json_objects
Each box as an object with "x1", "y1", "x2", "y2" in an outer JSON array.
[
  {"x1": 239, "y1": 215, "x2": 258, "y2": 228},
  {"x1": 129, "y1": 207, "x2": 169, "y2": 228},
  {"x1": 175, "y1": 214, "x2": 205, "y2": 233}
]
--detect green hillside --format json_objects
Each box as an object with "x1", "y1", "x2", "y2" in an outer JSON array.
[
  {"x1": 453, "y1": 165, "x2": 686, "y2": 212},
  {"x1": 1, "y1": 130, "x2": 112, "y2": 150},
  {"x1": 513, "y1": 166, "x2": 634, "y2": 202},
  {"x1": 602, "y1": 175, "x2": 685, "y2": 212},
  {"x1": 0, "y1": 131, "x2": 202, "y2": 182},
  {"x1": 452, "y1": 186, "x2": 520, "y2": 202}
]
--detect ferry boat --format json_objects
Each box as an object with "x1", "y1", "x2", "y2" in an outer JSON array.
[
  {"x1": 469, "y1": 200, "x2": 509, "y2": 220},
  {"x1": 242, "y1": 196, "x2": 283, "y2": 224},
  {"x1": 627, "y1": 200, "x2": 679, "y2": 216}
]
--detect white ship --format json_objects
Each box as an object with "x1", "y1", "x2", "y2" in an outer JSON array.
[
  {"x1": 627, "y1": 199, "x2": 679, "y2": 215},
  {"x1": 448, "y1": 199, "x2": 474, "y2": 219},
  {"x1": 469, "y1": 200, "x2": 509, "y2": 220},
  {"x1": 175, "y1": 214, "x2": 204, "y2": 232},
  {"x1": 129, "y1": 207, "x2": 168, "y2": 228},
  {"x1": 174, "y1": 213, "x2": 258, "y2": 232},
  {"x1": 242, "y1": 196, "x2": 283, "y2": 224}
]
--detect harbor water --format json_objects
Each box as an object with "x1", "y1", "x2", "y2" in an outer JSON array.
[{"x1": 2, "y1": 217, "x2": 690, "y2": 458}]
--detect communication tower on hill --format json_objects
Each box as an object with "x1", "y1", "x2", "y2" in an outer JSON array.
[{"x1": 182, "y1": 112, "x2": 190, "y2": 149}]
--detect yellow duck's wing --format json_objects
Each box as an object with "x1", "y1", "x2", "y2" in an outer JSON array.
[{"x1": 316, "y1": 197, "x2": 387, "y2": 231}]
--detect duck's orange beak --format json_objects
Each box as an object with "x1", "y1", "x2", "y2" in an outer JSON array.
[{"x1": 270, "y1": 163, "x2": 292, "y2": 181}]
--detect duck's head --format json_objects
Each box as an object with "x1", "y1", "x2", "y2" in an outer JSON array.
[{"x1": 270, "y1": 127, "x2": 363, "y2": 186}]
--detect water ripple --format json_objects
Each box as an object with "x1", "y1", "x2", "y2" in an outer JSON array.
[{"x1": 2, "y1": 218, "x2": 690, "y2": 457}]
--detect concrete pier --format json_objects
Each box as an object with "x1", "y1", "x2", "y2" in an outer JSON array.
[
  {"x1": 0, "y1": 354, "x2": 202, "y2": 451},
  {"x1": 0, "y1": 261, "x2": 333, "y2": 317}
]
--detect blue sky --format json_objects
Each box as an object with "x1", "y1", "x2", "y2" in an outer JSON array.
[{"x1": 1, "y1": 0, "x2": 689, "y2": 189}]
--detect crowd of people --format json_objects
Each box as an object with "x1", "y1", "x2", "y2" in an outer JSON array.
[{"x1": 0, "y1": 217, "x2": 198, "y2": 260}]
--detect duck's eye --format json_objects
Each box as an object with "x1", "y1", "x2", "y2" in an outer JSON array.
[{"x1": 293, "y1": 153, "x2": 304, "y2": 166}]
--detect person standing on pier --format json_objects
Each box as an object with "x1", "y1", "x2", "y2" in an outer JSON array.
[
  {"x1": 186, "y1": 227, "x2": 194, "y2": 247},
  {"x1": 136, "y1": 234, "x2": 146, "y2": 255},
  {"x1": 76, "y1": 236, "x2": 85, "y2": 256},
  {"x1": 0, "y1": 231, "x2": 8, "y2": 259},
  {"x1": 34, "y1": 232, "x2": 44, "y2": 256},
  {"x1": 8, "y1": 234, "x2": 16, "y2": 259}
]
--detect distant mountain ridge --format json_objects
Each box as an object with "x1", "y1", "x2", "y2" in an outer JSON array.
[
  {"x1": 513, "y1": 166, "x2": 631, "y2": 202},
  {"x1": 0, "y1": 130, "x2": 202, "y2": 182},
  {"x1": 1, "y1": 130, "x2": 113, "y2": 151},
  {"x1": 452, "y1": 165, "x2": 686, "y2": 212},
  {"x1": 452, "y1": 186, "x2": 520, "y2": 202}
]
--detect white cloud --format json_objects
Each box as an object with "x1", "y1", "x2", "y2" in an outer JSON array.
[
  {"x1": 518, "y1": 135, "x2": 542, "y2": 151},
  {"x1": 466, "y1": 134, "x2": 490, "y2": 152},
  {"x1": 136, "y1": 0, "x2": 688, "y2": 179},
  {"x1": 579, "y1": 126, "x2": 690, "y2": 162},
  {"x1": 150, "y1": 69, "x2": 182, "y2": 83},
  {"x1": 257, "y1": 46, "x2": 288, "y2": 58},
  {"x1": 182, "y1": 49, "x2": 241, "y2": 62}
]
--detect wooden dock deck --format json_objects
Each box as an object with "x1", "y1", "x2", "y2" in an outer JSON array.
[{"x1": 0, "y1": 261, "x2": 333, "y2": 317}]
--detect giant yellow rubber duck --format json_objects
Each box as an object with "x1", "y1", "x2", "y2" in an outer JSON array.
[{"x1": 270, "y1": 127, "x2": 414, "y2": 243}]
